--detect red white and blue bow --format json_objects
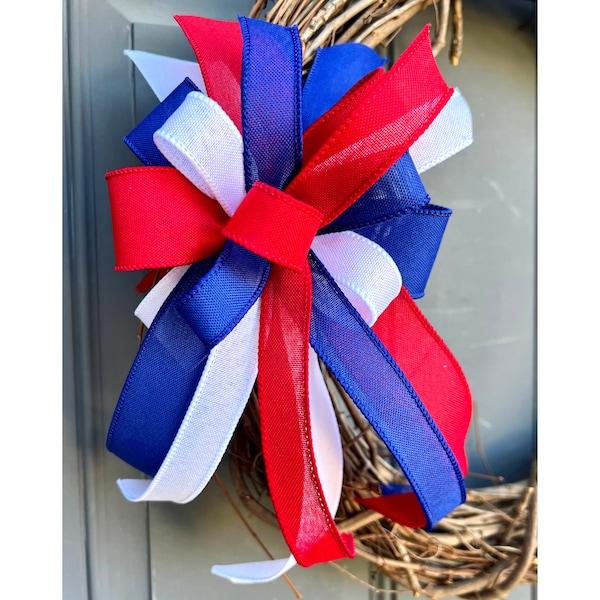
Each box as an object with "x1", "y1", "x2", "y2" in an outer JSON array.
[{"x1": 104, "y1": 14, "x2": 473, "y2": 584}]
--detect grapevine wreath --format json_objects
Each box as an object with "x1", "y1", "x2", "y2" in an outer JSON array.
[{"x1": 104, "y1": 2, "x2": 537, "y2": 598}]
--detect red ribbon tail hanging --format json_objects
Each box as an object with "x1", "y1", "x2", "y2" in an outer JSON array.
[{"x1": 257, "y1": 261, "x2": 355, "y2": 567}]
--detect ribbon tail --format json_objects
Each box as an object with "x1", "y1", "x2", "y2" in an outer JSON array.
[
  {"x1": 107, "y1": 242, "x2": 269, "y2": 479},
  {"x1": 309, "y1": 252, "x2": 466, "y2": 530},
  {"x1": 410, "y1": 88, "x2": 473, "y2": 174},
  {"x1": 134, "y1": 265, "x2": 190, "y2": 326},
  {"x1": 372, "y1": 287, "x2": 472, "y2": 475},
  {"x1": 212, "y1": 347, "x2": 344, "y2": 582},
  {"x1": 123, "y1": 49, "x2": 206, "y2": 101},
  {"x1": 106, "y1": 257, "x2": 220, "y2": 476},
  {"x1": 117, "y1": 299, "x2": 260, "y2": 503},
  {"x1": 211, "y1": 556, "x2": 297, "y2": 585},
  {"x1": 257, "y1": 262, "x2": 354, "y2": 567}
]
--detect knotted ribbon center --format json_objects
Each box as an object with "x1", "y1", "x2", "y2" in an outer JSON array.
[{"x1": 223, "y1": 181, "x2": 324, "y2": 271}]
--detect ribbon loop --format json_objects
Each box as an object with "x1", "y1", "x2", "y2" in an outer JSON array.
[
  {"x1": 106, "y1": 167, "x2": 228, "y2": 271},
  {"x1": 153, "y1": 91, "x2": 245, "y2": 216},
  {"x1": 223, "y1": 181, "x2": 324, "y2": 272},
  {"x1": 311, "y1": 231, "x2": 402, "y2": 326},
  {"x1": 239, "y1": 16, "x2": 303, "y2": 191},
  {"x1": 176, "y1": 241, "x2": 269, "y2": 346},
  {"x1": 174, "y1": 15, "x2": 243, "y2": 130}
]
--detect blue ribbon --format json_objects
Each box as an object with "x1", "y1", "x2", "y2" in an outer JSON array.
[
  {"x1": 302, "y1": 43, "x2": 387, "y2": 129},
  {"x1": 321, "y1": 151, "x2": 452, "y2": 299},
  {"x1": 123, "y1": 77, "x2": 200, "y2": 167},
  {"x1": 108, "y1": 16, "x2": 465, "y2": 528},
  {"x1": 240, "y1": 17, "x2": 303, "y2": 191},
  {"x1": 309, "y1": 252, "x2": 464, "y2": 526},
  {"x1": 106, "y1": 244, "x2": 268, "y2": 476}
]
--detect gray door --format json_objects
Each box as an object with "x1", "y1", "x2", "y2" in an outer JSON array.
[{"x1": 63, "y1": 0, "x2": 536, "y2": 598}]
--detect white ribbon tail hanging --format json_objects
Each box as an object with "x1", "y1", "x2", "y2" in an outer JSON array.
[{"x1": 211, "y1": 556, "x2": 298, "y2": 585}]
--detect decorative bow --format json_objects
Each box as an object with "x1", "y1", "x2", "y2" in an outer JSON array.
[{"x1": 105, "y1": 14, "x2": 473, "y2": 582}]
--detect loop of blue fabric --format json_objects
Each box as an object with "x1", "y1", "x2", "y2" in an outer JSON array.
[
  {"x1": 123, "y1": 77, "x2": 200, "y2": 167},
  {"x1": 308, "y1": 251, "x2": 466, "y2": 529},
  {"x1": 106, "y1": 255, "x2": 217, "y2": 476},
  {"x1": 348, "y1": 205, "x2": 451, "y2": 298},
  {"x1": 239, "y1": 16, "x2": 303, "y2": 191},
  {"x1": 302, "y1": 44, "x2": 387, "y2": 130},
  {"x1": 318, "y1": 151, "x2": 450, "y2": 298},
  {"x1": 106, "y1": 246, "x2": 269, "y2": 476}
]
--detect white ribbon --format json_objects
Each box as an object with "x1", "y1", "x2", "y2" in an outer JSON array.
[
  {"x1": 117, "y1": 92, "x2": 249, "y2": 503},
  {"x1": 410, "y1": 88, "x2": 473, "y2": 173},
  {"x1": 133, "y1": 265, "x2": 190, "y2": 325},
  {"x1": 311, "y1": 231, "x2": 402, "y2": 326},
  {"x1": 153, "y1": 92, "x2": 246, "y2": 217}
]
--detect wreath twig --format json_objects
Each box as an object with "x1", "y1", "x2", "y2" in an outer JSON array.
[{"x1": 250, "y1": 0, "x2": 465, "y2": 69}]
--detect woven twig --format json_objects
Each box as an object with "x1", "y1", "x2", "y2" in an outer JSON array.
[{"x1": 249, "y1": 0, "x2": 465, "y2": 70}]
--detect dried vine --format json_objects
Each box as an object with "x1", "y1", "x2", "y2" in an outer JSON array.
[{"x1": 249, "y1": 0, "x2": 465, "y2": 70}]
